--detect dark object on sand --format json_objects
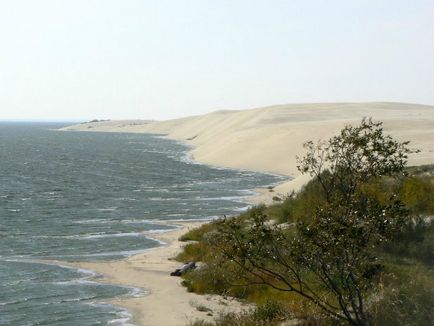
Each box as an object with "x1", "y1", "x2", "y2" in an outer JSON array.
[{"x1": 170, "y1": 262, "x2": 196, "y2": 276}]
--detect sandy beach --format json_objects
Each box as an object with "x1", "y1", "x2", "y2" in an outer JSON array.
[
  {"x1": 61, "y1": 221, "x2": 251, "y2": 326},
  {"x1": 61, "y1": 102, "x2": 434, "y2": 325}
]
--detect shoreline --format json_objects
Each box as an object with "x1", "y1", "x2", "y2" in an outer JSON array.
[
  {"x1": 56, "y1": 126, "x2": 293, "y2": 325},
  {"x1": 60, "y1": 220, "x2": 252, "y2": 326},
  {"x1": 57, "y1": 103, "x2": 434, "y2": 324}
]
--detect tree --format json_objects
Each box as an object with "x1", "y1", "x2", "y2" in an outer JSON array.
[{"x1": 212, "y1": 118, "x2": 414, "y2": 325}]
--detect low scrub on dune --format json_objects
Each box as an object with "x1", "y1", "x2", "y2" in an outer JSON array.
[{"x1": 177, "y1": 119, "x2": 434, "y2": 325}]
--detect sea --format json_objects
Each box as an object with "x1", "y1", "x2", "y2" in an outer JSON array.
[{"x1": 0, "y1": 122, "x2": 285, "y2": 326}]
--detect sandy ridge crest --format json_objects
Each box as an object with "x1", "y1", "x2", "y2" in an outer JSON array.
[{"x1": 62, "y1": 102, "x2": 434, "y2": 203}]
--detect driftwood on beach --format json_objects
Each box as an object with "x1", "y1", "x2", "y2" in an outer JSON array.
[{"x1": 170, "y1": 262, "x2": 196, "y2": 276}]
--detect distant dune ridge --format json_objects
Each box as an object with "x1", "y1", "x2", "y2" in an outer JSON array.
[
  {"x1": 62, "y1": 102, "x2": 434, "y2": 201},
  {"x1": 61, "y1": 102, "x2": 434, "y2": 325}
]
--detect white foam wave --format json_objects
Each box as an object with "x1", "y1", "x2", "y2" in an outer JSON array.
[
  {"x1": 145, "y1": 228, "x2": 176, "y2": 234},
  {"x1": 75, "y1": 219, "x2": 112, "y2": 224},
  {"x1": 97, "y1": 207, "x2": 118, "y2": 212},
  {"x1": 107, "y1": 307, "x2": 135, "y2": 326},
  {"x1": 78, "y1": 232, "x2": 144, "y2": 240},
  {"x1": 59, "y1": 248, "x2": 153, "y2": 259},
  {"x1": 233, "y1": 205, "x2": 252, "y2": 212},
  {"x1": 195, "y1": 195, "x2": 249, "y2": 202},
  {"x1": 148, "y1": 197, "x2": 179, "y2": 201},
  {"x1": 53, "y1": 279, "x2": 101, "y2": 286},
  {"x1": 2, "y1": 258, "x2": 100, "y2": 279},
  {"x1": 127, "y1": 286, "x2": 148, "y2": 298},
  {"x1": 145, "y1": 236, "x2": 166, "y2": 246}
]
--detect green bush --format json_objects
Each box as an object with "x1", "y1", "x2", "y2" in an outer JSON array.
[
  {"x1": 179, "y1": 221, "x2": 221, "y2": 241},
  {"x1": 371, "y1": 263, "x2": 434, "y2": 325},
  {"x1": 252, "y1": 300, "x2": 288, "y2": 322},
  {"x1": 176, "y1": 242, "x2": 210, "y2": 262},
  {"x1": 383, "y1": 218, "x2": 434, "y2": 265},
  {"x1": 178, "y1": 163, "x2": 434, "y2": 325},
  {"x1": 399, "y1": 176, "x2": 434, "y2": 214}
]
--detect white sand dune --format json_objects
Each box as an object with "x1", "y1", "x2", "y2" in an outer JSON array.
[
  {"x1": 64, "y1": 103, "x2": 434, "y2": 326},
  {"x1": 63, "y1": 102, "x2": 434, "y2": 201},
  {"x1": 60, "y1": 102, "x2": 434, "y2": 325}
]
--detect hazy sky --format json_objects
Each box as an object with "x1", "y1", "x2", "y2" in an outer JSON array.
[{"x1": 1, "y1": 0, "x2": 433, "y2": 121}]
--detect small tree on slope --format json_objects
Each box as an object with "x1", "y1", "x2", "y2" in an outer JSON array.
[{"x1": 213, "y1": 118, "x2": 414, "y2": 325}]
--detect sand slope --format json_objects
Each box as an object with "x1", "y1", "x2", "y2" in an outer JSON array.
[
  {"x1": 63, "y1": 102, "x2": 434, "y2": 200},
  {"x1": 60, "y1": 102, "x2": 434, "y2": 325}
]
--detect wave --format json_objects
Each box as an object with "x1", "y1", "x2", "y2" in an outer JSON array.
[
  {"x1": 52, "y1": 247, "x2": 156, "y2": 259},
  {"x1": 145, "y1": 228, "x2": 176, "y2": 234},
  {"x1": 74, "y1": 218, "x2": 151, "y2": 225},
  {"x1": 127, "y1": 286, "x2": 147, "y2": 298},
  {"x1": 77, "y1": 232, "x2": 144, "y2": 240},
  {"x1": 52, "y1": 279, "x2": 103, "y2": 286},
  {"x1": 195, "y1": 195, "x2": 250, "y2": 202},
  {"x1": 117, "y1": 219, "x2": 154, "y2": 225},
  {"x1": 52, "y1": 280, "x2": 147, "y2": 298},
  {"x1": 160, "y1": 216, "x2": 220, "y2": 222},
  {"x1": 31, "y1": 232, "x2": 145, "y2": 240},
  {"x1": 147, "y1": 197, "x2": 180, "y2": 201},
  {"x1": 87, "y1": 304, "x2": 134, "y2": 326},
  {"x1": 97, "y1": 207, "x2": 118, "y2": 212},
  {"x1": 2, "y1": 258, "x2": 100, "y2": 279},
  {"x1": 144, "y1": 236, "x2": 166, "y2": 246},
  {"x1": 75, "y1": 219, "x2": 114, "y2": 224},
  {"x1": 233, "y1": 205, "x2": 252, "y2": 212}
]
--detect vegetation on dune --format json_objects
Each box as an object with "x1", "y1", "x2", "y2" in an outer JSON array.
[{"x1": 177, "y1": 119, "x2": 434, "y2": 325}]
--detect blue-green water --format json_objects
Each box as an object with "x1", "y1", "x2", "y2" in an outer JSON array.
[{"x1": 0, "y1": 122, "x2": 285, "y2": 325}]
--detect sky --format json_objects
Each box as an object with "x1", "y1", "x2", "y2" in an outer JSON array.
[{"x1": 0, "y1": 0, "x2": 433, "y2": 121}]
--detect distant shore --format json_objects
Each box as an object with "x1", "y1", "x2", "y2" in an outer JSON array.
[{"x1": 61, "y1": 102, "x2": 434, "y2": 204}]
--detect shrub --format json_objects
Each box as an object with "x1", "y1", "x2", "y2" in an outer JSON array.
[
  {"x1": 371, "y1": 262, "x2": 434, "y2": 325},
  {"x1": 399, "y1": 176, "x2": 434, "y2": 214}
]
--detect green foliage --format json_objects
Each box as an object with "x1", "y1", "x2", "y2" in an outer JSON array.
[
  {"x1": 212, "y1": 119, "x2": 413, "y2": 325},
  {"x1": 181, "y1": 262, "x2": 237, "y2": 295},
  {"x1": 252, "y1": 299, "x2": 289, "y2": 322},
  {"x1": 371, "y1": 262, "x2": 434, "y2": 325},
  {"x1": 181, "y1": 197, "x2": 433, "y2": 325},
  {"x1": 189, "y1": 300, "x2": 291, "y2": 326},
  {"x1": 176, "y1": 242, "x2": 210, "y2": 262},
  {"x1": 178, "y1": 120, "x2": 434, "y2": 325},
  {"x1": 382, "y1": 218, "x2": 434, "y2": 265},
  {"x1": 179, "y1": 220, "x2": 221, "y2": 242},
  {"x1": 273, "y1": 178, "x2": 326, "y2": 224},
  {"x1": 399, "y1": 176, "x2": 434, "y2": 214},
  {"x1": 296, "y1": 118, "x2": 413, "y2": 197}
]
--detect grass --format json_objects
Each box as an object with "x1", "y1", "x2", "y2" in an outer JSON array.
[
  {"x1": 188, "y1": 300, "x2": 296, "y2": 326},
  {"x1": 371, "y1": 261, "x2": 434, "y2": 325},
  {"x1": 179, "y1": 220, "x2": 222, "y2": 242},
  {"x1": 176, "y1": 242, "x2": 211, "y2": 262},
  {"x1": 179, "y1": 165, "x2": 434, "y2": 325}
]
